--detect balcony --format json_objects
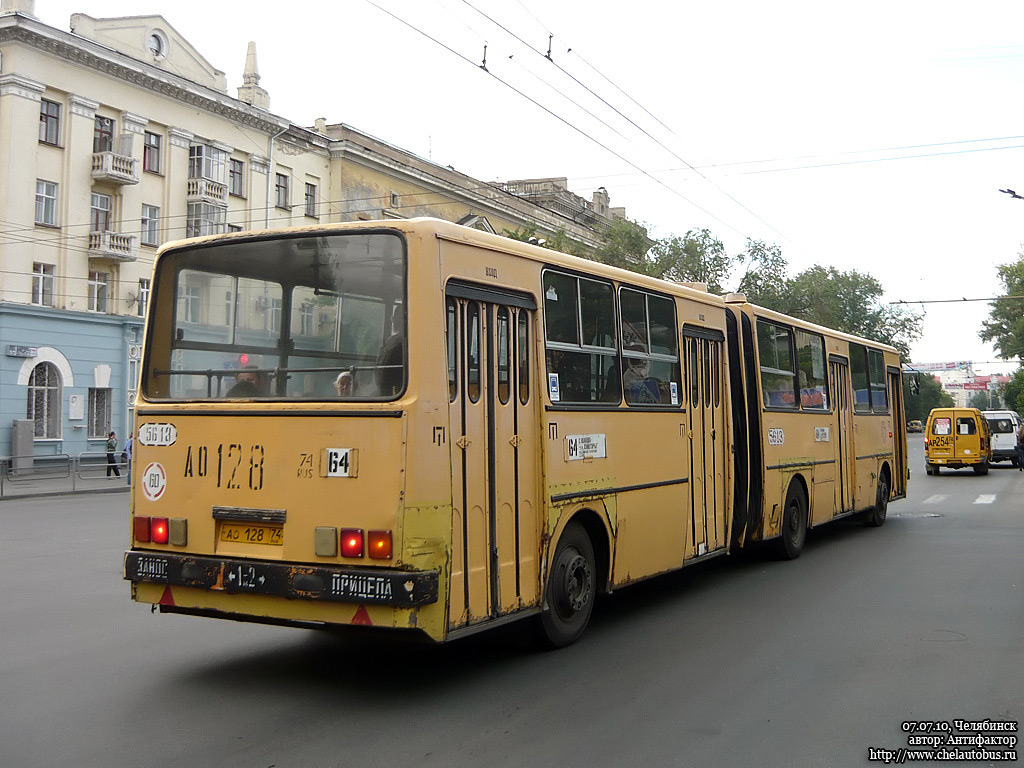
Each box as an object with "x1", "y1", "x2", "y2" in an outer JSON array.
[
  {"x1": 88, "y1": 231, "x2": 137, "y2": 262},
  {"x1": 187, "y1": 177, "x2": 228, "y2": 205},
  {"x1": 91, "y1": 152, "x2": 139, "y2": 185}
]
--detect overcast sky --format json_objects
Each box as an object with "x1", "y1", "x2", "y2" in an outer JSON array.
[{"x1": 38, "y1": 0, "x2": 1024, "y2": 375}]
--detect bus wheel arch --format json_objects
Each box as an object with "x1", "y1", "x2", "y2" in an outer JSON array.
[
  {"x1": 865, "y1": 464, "x2": 890, "y2": 527},
  {"x1": 775, "y1": 476, "x2": 808, "y2": 560},
  {"x1": 539, "y1": 509, "x2": 608, "y2": 648}
]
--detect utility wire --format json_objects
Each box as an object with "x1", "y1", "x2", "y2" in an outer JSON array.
[
  {"x1": 891, "y1": 295, "x2": 1024, "y2": 305},
  {"x1": 455, "y1": 0, "x2": 791, "y2": 245},
  {"x1": 366, "y1": 1, "x2": 754, "y2": 239}
]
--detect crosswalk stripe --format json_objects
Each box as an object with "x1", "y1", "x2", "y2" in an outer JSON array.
[
  {"x1": 973, "y1": 495, "x2": 997, "y2": 505},
  {"x1": 922, "y1": 495, "x2": 948, "y2": 505}
]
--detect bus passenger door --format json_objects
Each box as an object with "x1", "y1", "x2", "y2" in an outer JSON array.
[
  {"x1": 887, "y1": 368, "x2": 907, "y2": 497},
  {"x1": 446, "y1": 288, "x2": 538, "y2": 628},
  {"x1": 684, "y1": 333, "x2": 728, "y2": 557},
  {"x1": 829, "y1": 359, "x2": 854, "y2": 514}
]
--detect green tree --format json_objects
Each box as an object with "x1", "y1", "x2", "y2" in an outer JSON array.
[
  {"x1": 736, "y1": 239, "x2": 790, "y2": 311},
  {"x1": 649, "y1": 228, "x2": 733, "y2": 293},
  {"x1": 785, "y1": 266, "x2": 923, "y2": 357},
  {"x1": 592, "y1": 218, "x2": 657, "y2": 275},
  {"x1": 501, "y1": 225, "x2": 538, "y2": 243},
  {"x1": 999, "y1": 369, "x2": 1024, "y2": 413},
  {"x1": 969, "y1": 390, "x2": 992, "y2": 410},
  {"x1": 980, "y1": 254, "x2": 1024, "y2": 361},
  {"x1": 543, "y1": 229, "x2": 588, "y2": 258},
  {"x1": 904, "y1": 373, "x2": 954, "y2": 421}
]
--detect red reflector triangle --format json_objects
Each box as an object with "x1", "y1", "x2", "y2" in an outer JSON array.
[
  {"x1": 351, "y1": 605, "x2": 373, "y2": 626},
  {"x1": 159, "y1": 586, "x2": 175, "y2": 607}
]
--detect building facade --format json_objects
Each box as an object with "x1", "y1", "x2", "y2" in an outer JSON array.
[{"x1": 0, "y1": 0, "x2": 626, "y2": 459}]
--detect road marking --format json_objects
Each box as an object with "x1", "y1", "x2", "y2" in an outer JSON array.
[
  {"x1": 973, "y1": 495, "x2": 996, "y2": 505},
  {"x1": 922, "y1": 495, "x2": 948, "y2": 505}
]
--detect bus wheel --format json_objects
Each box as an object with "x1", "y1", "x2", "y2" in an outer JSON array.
[
  {"x1": 865, "y1": 472, "x2": 889, "y2": 527},
  {"x1": 540, "y1": 522, "x2": 596, "y2": 648},
  {"x1": 972, "y1": 462, "x2": 989, "y2": 475},
  {"x1": 775, "y1": 484, "x2": 807, "y2": 560}
]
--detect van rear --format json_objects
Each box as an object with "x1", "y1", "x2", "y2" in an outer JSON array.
[
  {"x1": 982, "y1": 410, "x2": 1021, "y2": 466},
  {"x1": 924, "y1": 408, "x2": 991, "y2": 475}
]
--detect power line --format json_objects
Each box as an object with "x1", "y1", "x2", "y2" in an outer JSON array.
[
  {"x1": 455, "y1": 0, "x2": 791, "y2": 243},
  {"x1": 366, "y1": 1, "x2": 755, "y2": 240},
  {"x1": 891, "y1": 295, "x2": 1024, "y2": 305}
]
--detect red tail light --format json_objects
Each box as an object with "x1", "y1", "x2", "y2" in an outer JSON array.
[
  {"x1": 340, "y1": 528, "x2": 364, "y2": 558},
  {"x1": 151, "y1": 517, "x2": 169, "y2": 545},
  {"x1": 134, "y1": 516, "x2": 151, "y2": 543},
  {"x1": 368, "y1": 530, "x2": 393, "y2": 560}
]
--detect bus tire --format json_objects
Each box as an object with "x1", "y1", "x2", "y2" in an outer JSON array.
[
  {"x1": 865, "y1": 471, "x2": 889, "y2": 527},
  {"x1": 775, "y1": 484, "x2": 807, "y2": 560},
  {"x1": 972, "y1": 462, "x2": 989, "y2": 475},
  {"x1": 539, "y1": 522, "x2": 596, "y2": 648}
]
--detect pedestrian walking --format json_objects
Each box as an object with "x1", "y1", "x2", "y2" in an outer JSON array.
[
  {"x1": 106, "y1": 431, "x2": 121, "y2": 477},
  {"x1": 1016, "y1": 421, "x2": 1024, "y2": 471}
]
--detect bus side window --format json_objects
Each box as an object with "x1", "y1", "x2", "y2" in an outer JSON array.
[
  {"x1": 467, "y1": 302, "x2": 481, "y2": 403},
  {"x1": 517, "y1": 311, "x2": 529, "y2": 405},
  {"x1": 446, "y1": 298, "x2": 458, "y2": 403},
  {"x1": 497, "y1": 307, "x2": 511, "y2": 405}
]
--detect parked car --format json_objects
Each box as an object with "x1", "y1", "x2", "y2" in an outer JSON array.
[
  {"x1": 925, "y1": 407, "x2": 991, "y2": 475},
  {"x1": 907, "y1": 419, "x2": 923, "y2": 433},
  {"x1": 982, "y1": 410, "x2": 1023, "y2": 467}
]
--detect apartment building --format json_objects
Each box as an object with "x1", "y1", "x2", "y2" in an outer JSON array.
[{"x1": 0, "y1": 0, "x2": 626, "y2": 458}]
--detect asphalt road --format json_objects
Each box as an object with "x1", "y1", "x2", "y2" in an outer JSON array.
[{"x1": 2, "y1": 433, "x2": 1021, "y2": 768}]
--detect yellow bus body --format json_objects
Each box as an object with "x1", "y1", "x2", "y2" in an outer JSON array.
[{"x1": 125, "y1": 218, "x2": 907, "y2": 645}]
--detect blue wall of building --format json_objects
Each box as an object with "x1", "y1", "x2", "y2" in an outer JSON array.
[{"x1": 0, "y1": 303, "x2": 143, "y2": 458}]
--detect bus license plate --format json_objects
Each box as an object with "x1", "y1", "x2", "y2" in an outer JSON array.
[{"x1": 219, "y1": 523, "x2": 283, "y2": 546}]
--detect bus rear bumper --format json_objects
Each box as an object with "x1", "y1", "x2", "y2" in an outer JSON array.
[{"x1": 124, "y1": 550, "x2": 439, "y2": 607}]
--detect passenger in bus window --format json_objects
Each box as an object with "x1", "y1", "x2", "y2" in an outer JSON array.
[
  {"x1": 227, "y1": 365, "x2": 267, "y2": 397},
  {"x1": 334, "y1": 371, "x2": 354, "y2": 396}
]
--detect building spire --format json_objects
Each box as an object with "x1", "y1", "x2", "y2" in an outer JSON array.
[{"x1": 237, "y1": 41, "x2": 270, "y2": 110}]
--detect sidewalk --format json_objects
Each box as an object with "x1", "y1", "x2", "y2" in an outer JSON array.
[{"x1": 0, "y1": 466, "x2": 131, "y2": 500}]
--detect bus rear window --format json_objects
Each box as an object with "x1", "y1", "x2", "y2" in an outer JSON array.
[{"x1": 143, "y1": 232, "x2": 407, "y2": 401}]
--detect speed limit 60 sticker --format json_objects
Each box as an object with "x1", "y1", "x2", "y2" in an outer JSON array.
[{"x1": 141, "y1": 462, "x2": 167, "y2": 501}]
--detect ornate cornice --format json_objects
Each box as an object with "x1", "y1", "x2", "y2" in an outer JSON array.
[
  {"x1": 0, "y1": 20, "x2": 290, "y2": 136},
  {"x1": 69, "y1": 93, "x2": 98, "y2": 117},
  {"x1": 120, "y1": 110, "x2": 147, "y2": 134},
  {"x1": 0, "y1": 72, "x2": 44, "y2": 100},
  {"x1": 167, "y1": 127, "x2": 193, "y2": 149},
  {"x1": 250, "y1": 154, "x2": 270, "y2": 174}
]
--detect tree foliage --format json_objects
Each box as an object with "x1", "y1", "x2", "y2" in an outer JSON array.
[
  {"x1": 904, "y1": 373, "x2": 954, "y2": 421},
  {"x1": 979, "y1": 254, "x2": 1024, "y2": 361},
  {"x1": 1000, "y1": 369, "x2": 1024, "y2": 413},
  {"x1": 591, "y1": 218, "x2": 658, "y2": 275},
  {"x1": 736, "y1": 239, "x2": 789, "y2": 310},
  {"x1": 650, "y1": 228, "x2": 732, "y2": 293},
  {"x1": 968, "y1": 390, "x2": 992, "y2": 410}
]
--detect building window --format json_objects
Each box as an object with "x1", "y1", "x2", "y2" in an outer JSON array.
[
  {"x1": 39, "y1": 99, "x2": 61, "y2": 145},
  {"x1": 186, "y1": 201, "x2": 226, "y2": 238},
  {"x1": 90, "y1": 192, "x2": 112, "y2": 232},
  {"x1": 229, "y1": 159, "x2": 245, "y2": 197},
  {"x1": 141, "y1": 204, "x2": 160, "y2": 246},
  {"x1": 304, "y1": 182, "x2": 318, "y2": 218},
  {"x1": 390, "y1": 191, "x2": 400, "y2": 208},
  {"x1": 178, "y1": 280, "x2": 201, "y2": 324},
  {"x1": 27, "y1": 362, "x2": 61, "y2": 439},
  {"x1": 88, "y1": 388, "x2": 112, "y2": 439},
  {"x1": 143, "y1": 131, "x2": 161, "y2": 173},
  {"x1": 138, "y1": 278, "x2": 150, "y2": 317},
  {"x1": 93, "y1": 116, "x2": 114, "y2": 153},
  {"x1": 88, "y1": 270, "x2": 110, "y2": 312},
  {"x1": 35, "y1": 180, "x2": 58, "y2": 226},
  {"x1": 275, "y1": 173, "x2": 290, "y2": 209},
  {"x1": 32, "y1": 263, "x2": 54, "y2": 306},
  {"x1": 188, "y1": 144, "x2": 227, "y2": 183}
]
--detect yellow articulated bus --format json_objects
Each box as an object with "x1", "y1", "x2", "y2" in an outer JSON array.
[{"x1": 124, "y1": 218, "x2": 907, "y2": 647}]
